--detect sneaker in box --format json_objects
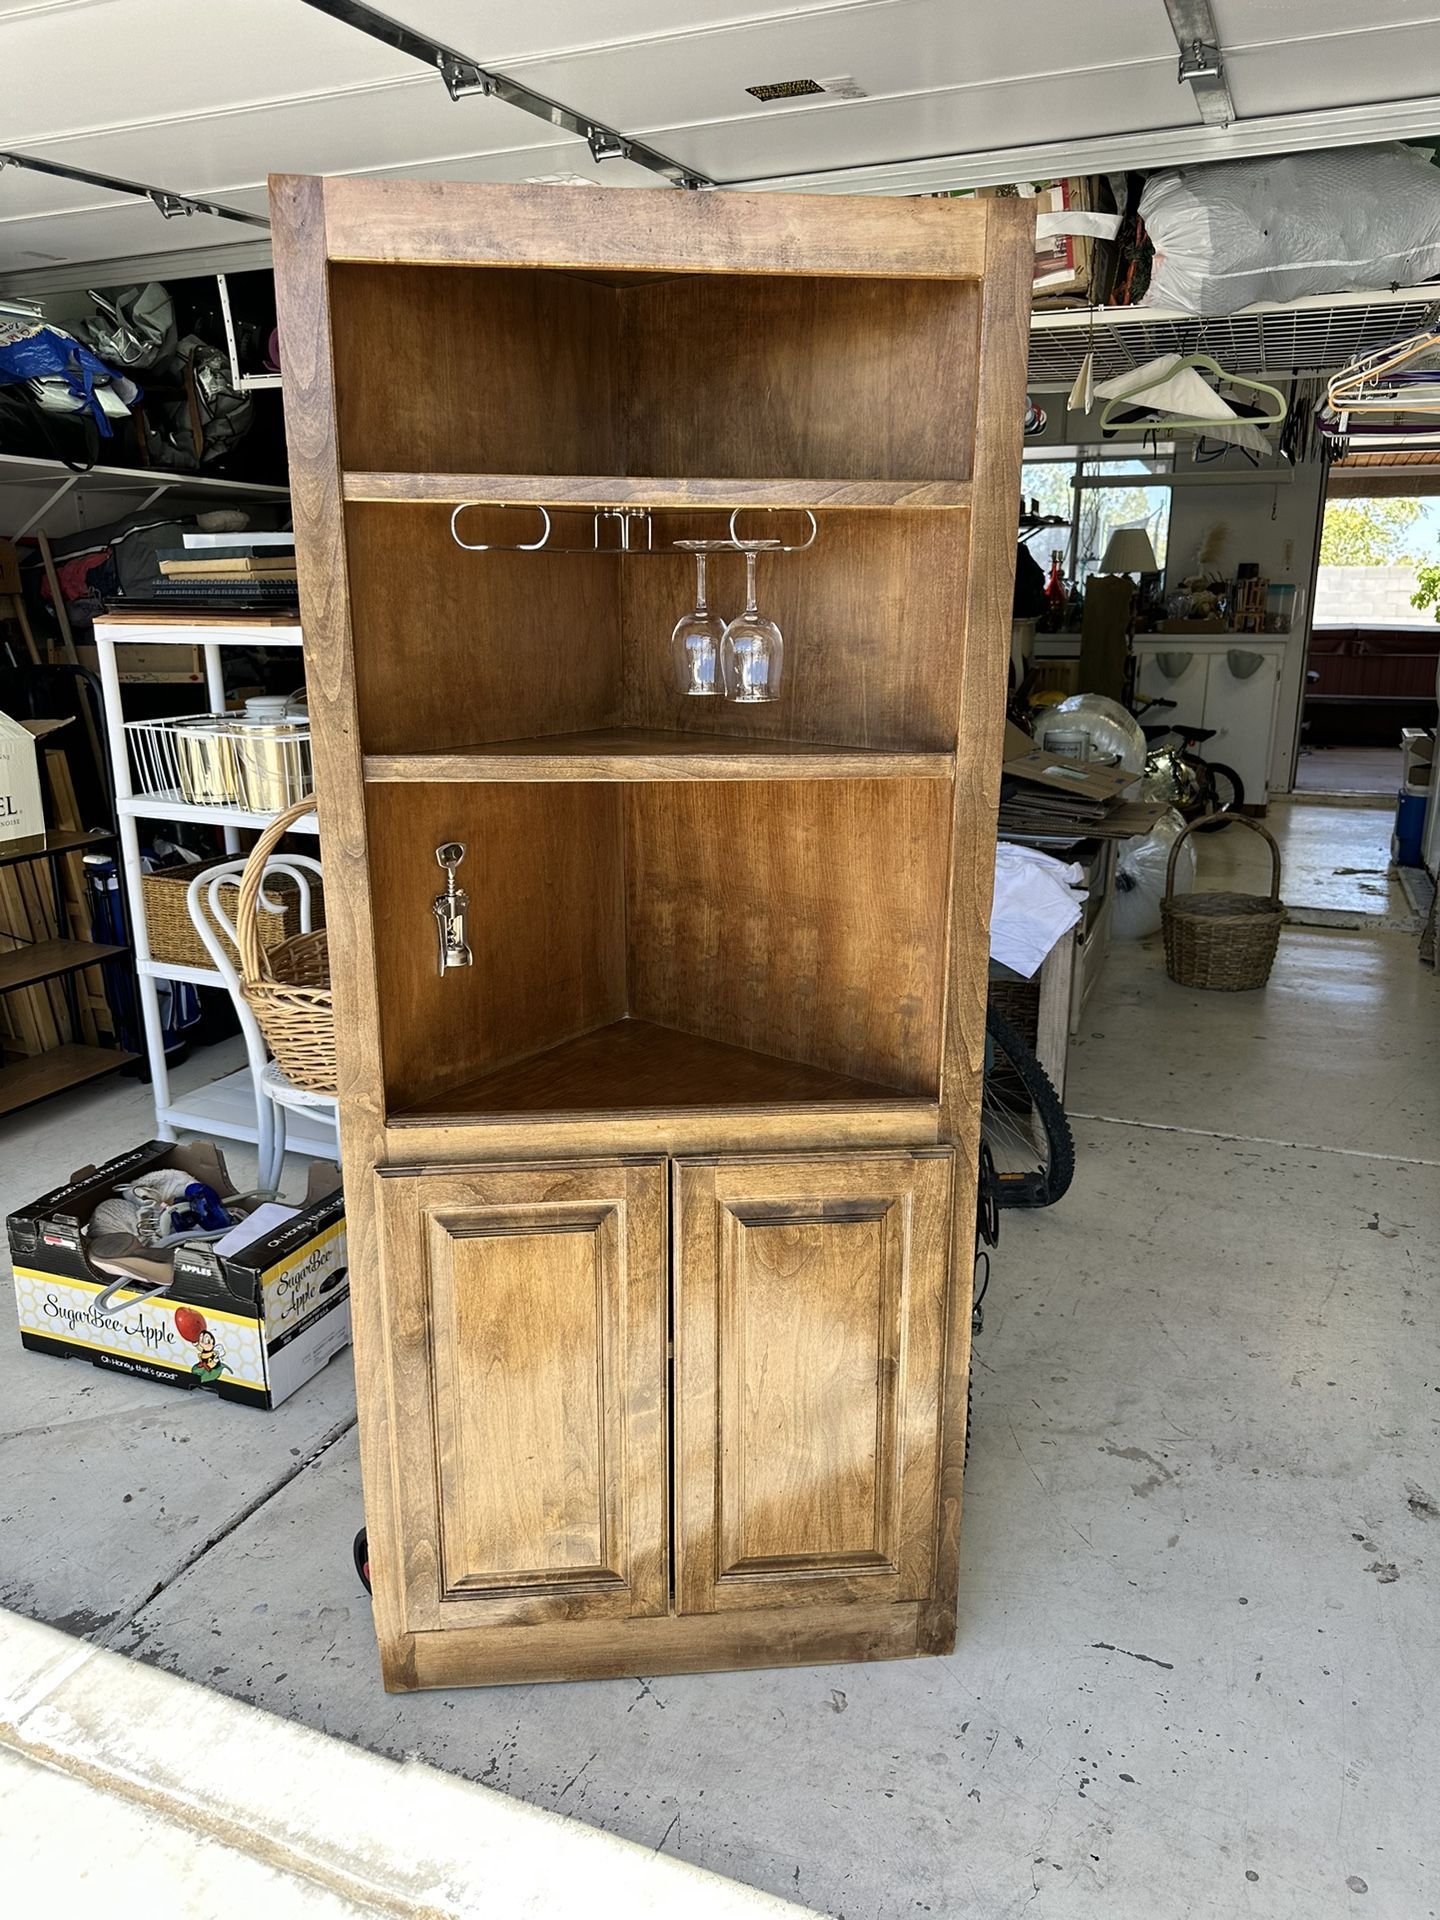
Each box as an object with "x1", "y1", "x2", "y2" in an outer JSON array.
[{"x1": 7, "y1": 1140, "x2": 349, "y2": 1410}]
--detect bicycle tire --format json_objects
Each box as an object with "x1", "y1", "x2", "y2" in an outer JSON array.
[
  {"x1": 1189, "y1": 759, "x2": 1245, "y2": 830},
  {"x1": 982, "y1": 1005, "x2": 1075, "y2": 1208}
]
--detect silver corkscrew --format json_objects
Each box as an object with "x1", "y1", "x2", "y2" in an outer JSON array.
[{"x1": 432, "y1": 841, "x2": 473, "y2": 975}]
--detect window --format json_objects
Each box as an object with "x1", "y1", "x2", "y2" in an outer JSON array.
[
  {"x1": 1021, "y1": 447, "x2": 1173, "y2": 582},
  {"x1": 1073, "y1": 453, "x2": 1171, "y2": 584},
  {"x1": 1314, "y1": 492, "x2": 1440, "y2": 627}
]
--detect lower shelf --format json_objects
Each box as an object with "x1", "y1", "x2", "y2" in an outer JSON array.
[
  {"x1": 0, "y1": 938, "x2": 128, "y2": 994},
  {"x1": 161, "y1": 1065, "x2": 340, "y2": 1161},
  {"x1": 0, "y1": 1043, "x2": 139, "y2": 1118},
  {"x1": 392, "y1": 1017, "x2": 929, "y2": 1123}
]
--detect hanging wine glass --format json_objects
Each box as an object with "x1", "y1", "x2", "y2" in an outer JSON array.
[
  {"x1": 720, "y1": 538, "x2": 783, "y2": 704},
  {"x1": 670, "y1": 540, "x2": 730, "y2": 697}
]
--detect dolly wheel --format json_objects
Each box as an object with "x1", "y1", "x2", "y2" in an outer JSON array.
[{"x1": 353, "y1": 1528, "x2": 372, "y2": 1596}]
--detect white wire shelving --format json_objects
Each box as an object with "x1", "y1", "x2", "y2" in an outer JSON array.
[
  {"x1": 92, "y1": 615, "x2": 336, "y2": 1164},
  {"x1": 1028, "y1": 285, "x2": 1440, "y2": 389}
]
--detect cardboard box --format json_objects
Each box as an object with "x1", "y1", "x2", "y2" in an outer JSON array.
[
  {"x1": 0, "y1": 713, "x2": 70, "y2": 845},
  {"x1": 944, "y1": 178, "x2": 1116, "y2": 306},
  {"x1": 77, "y1": 641, "x2": 206, "y2": 685},
  {"x1": 1002, "y1": 750, "x2": 1135, "y2": 803},
  {"x1": 7, "y1": 1141, "x2": 350, "y2": 1410}
]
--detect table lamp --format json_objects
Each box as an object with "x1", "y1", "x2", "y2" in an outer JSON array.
[{"x1": 1099, "y1": 528, "x2": 1160, "y2": 580}]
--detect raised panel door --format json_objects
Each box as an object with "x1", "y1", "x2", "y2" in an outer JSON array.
[
  {"x1": 673, "y1": 1150, "x2": 954, "y2": 1614},
  {"x1": 374, "y1": 1158, "x2": 667, "y2": 1631}
]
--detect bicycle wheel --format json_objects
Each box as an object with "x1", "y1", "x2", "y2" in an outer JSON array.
[
  {"x1": 1191, "y1": 760, "x2": 1245, "y2": 830},
  {"x1": 982, "y1": 1005, "x2": 1075, "y2": 1208}
]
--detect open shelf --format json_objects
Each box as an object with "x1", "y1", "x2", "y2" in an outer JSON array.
[
  {"x1": 0, "y1": 1043, "x2": 138, "y2": 1119},
  {"x1": 159, "y1": 1064, "x2": 339, "y2": 1160},
  {"x1": 0, "y1": 828, "x2": 115, "y2": 870},
  {"x1": 343, "y1": 473, "x2": 970, "y2": 510},
  {"x1": 391, "y1": 1018, "x2": 931, "y2": 1125},
  {"x1": 119, "y1": 793, "x2": 320, "y2": 834},
  {"x1": 346, "y1": 501, "x2": 966, "y2": 759},
  {"x1": 364, "y1": 729, "x2": 954, "y2": 784},
  {"x1": 331, "y1": 264, "x2": 979, "y2": 489},
  {"x1": 0, "y1": 939, "x2": 127, "y2": 995}
]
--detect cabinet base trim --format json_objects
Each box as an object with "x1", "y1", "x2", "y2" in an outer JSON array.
[{"x1": 384, "y1": 1600, "x2": 941, "y2": 1692}]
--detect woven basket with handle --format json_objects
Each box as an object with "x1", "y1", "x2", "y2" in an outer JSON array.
[
  {"x1": 1161, "y1": 814, "x2": 1285, "y2": 992},
  {"x1": 236, "y1": 797, "x2": 336, "y2": 1092}
]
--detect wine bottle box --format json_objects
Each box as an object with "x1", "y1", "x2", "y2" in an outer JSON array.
[{"x1": 7, "y1": 1139, "x2": 350, "y2": 1410}]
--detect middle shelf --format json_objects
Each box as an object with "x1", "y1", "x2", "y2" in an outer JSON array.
[{"x1": 363, "y1": 727, "x2": 954, "y2": 784}]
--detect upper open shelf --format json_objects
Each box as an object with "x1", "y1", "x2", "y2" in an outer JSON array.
[{"x1": 330, "y1": 263, "x2": 979, "y2": 488}]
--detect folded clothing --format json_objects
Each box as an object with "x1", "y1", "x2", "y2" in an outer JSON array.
[{"x1": 991, "y1": 843, "x2": 1087, "y2": 978}]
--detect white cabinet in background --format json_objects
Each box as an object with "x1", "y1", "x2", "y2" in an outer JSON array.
[{"x1": 1133, "y1": 640, "x2": 1286, "y2": 807}]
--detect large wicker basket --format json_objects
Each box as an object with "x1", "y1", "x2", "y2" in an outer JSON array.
[
  {"x1": 1161, "y1": 815, "x2": 1285, "y2": 992},
  {"x1": 236, "y1": 798, "x2": 336, "y2": 1092},
  {"x1": 146, "y1": 856, "x2": 324, "y2": 971}
]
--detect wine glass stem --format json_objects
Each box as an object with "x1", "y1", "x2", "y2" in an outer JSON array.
[
  {"x1": 744, "y1": 549, "x2": 759, "y2": 618},
  {"x1": 694, "y1": 550, "x2": 709, "y2": 616}
]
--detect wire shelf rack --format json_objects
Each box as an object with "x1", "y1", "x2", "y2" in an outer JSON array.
[{"x1": 125, "y1": 714, "x2": 314, "y2": 816}]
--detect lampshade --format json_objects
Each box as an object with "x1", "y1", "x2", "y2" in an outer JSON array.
[{"x1": 1100, "y1": 528, "x2": 1159, "y2": 575}]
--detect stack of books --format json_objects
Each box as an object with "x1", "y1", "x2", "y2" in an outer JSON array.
[{"x1": 144, "y1": 532, "x2": 298, "y2": 607}]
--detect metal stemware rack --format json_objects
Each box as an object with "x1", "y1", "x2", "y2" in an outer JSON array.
[{"x1": 449, "y1": 503, "x2": 820, "y2": 557}]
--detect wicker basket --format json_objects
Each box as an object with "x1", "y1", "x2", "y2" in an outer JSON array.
[
  {"x1": 1161, "y1": 815, "x2": 1285, "y2": 992},
  {"x1": 236, "y1": 798, "x2": 336, "y2": 1093},
  {"x1": 145, "y1": 857, "x2": 324, "y2": 971}
]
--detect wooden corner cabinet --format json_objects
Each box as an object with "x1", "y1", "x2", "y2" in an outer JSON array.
[{"x1": 270, "y1": 173, "x2": 1032, "y2": 1691}]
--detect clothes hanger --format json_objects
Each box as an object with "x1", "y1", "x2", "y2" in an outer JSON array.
[
  {"x1": 1328, "y1": 308, "x2": 1440, "y2": 414},
  {"x1": 1099, "y1": 352, "x2": 1287, "y2": 436}
]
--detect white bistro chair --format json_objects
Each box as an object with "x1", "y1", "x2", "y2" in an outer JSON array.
[{"x1": 186, "y1": 853, "x2": 339, "y2": 1192}]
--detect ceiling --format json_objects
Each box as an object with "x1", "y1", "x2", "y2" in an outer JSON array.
[{"x1": 2, "y1": 0, "x2": 1440, "y2": 286}]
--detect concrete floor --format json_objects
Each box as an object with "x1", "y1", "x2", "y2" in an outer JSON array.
[
  {"x1": 1, "y1": 926, "x2": 1438, "y2": 1919},
  {"x1": 1205, "y1": 795, "x2": 1418, "y2": 930},
  {"x1": 1293, "y1": 747, "x2": 1403, "y2": 796}
]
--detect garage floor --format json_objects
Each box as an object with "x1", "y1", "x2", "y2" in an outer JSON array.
[
  {"x1": 1, "y1": 925, "x2": 1437, "y2": 1920},
  {"x1": 1205, "y1": 795, "x2": 1419, "y2": 929}
]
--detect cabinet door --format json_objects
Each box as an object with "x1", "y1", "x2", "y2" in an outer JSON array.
[
  {"x1": 1133, "y1": 646, "x2": 1208, "y2": 727},
  {"x1": 374, "y1": 1159, "x2": 667, "y2": 1631},
  {"x1": 673, "y1": 1149, "x2": 953, "y2": 1614},
  {"x1": 1199, "y1": 647, "x2": 1282, "y2": 803}
]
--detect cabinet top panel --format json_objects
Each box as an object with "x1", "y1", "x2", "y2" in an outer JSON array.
[{"x1": 277, "y1": 174, "x2": 1014, "y2": 281}]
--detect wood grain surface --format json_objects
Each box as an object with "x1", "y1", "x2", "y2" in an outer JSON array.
[
  {"x1": 620, "y1": 509, "x2": 971, "y2": 751},
  {"x1": 673, "y1": 1151, "x2": 952, "y2": 1615},
  {"x1": 396, "y1": 1016, "x2": 925, "y2": 1122},
  {"x1": 344, "y1": 473, "x2": 971, "y2": 509},
  {"x1": 625, "y1": 780, "x2": 951, "y2": 1094},
  {"x1": 269, "y1": 171, "x2": 406, "y2": 1683},
  {"x1": 924, "y1": 196, "x2": 1035, "y2": 1657},
  {"x1": 331, "y1": 264, "x2": 618, "y2": 476},
  {"x1": 346, "y1": 502, "x2": 620, "y2": 754},
  {"x1": 271, "y1": 170, "x2": 1033, "y2": 1688},
  {"x1": 376, "y1": 1159, "x2": 667, "y2": 1631},
  {"x1": 314, "y1": 175, "x2": 990, "y2": 280},
  {"x1": 365, "y1": 780, "x2": 626, "y2": 1114},
  {"x1": 624, "y1": 274, "x2": 976, "y2": 484},
  {"x1": 364, "y1": 728, "x2": 953, "y2": 783},
  {"x1": 399, "y1": 1598, "x2": 928, "y2": 1690}
]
